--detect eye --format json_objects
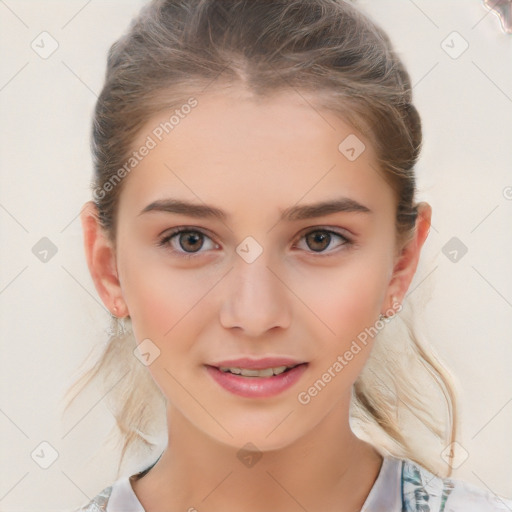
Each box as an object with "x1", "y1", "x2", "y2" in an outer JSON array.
[
  {"x1": 158, "y1": 227, "x2": 218, "y2": 258},
  {"x1": 158, "y1": 226, "x2": 352, "y2": 259},
  {"x1": 294, "y1": 228, "x2": 352, "y2": 255}
]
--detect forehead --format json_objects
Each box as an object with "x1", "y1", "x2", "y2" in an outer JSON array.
[{"x1": 121, "y1": 88, "x2": 394, "y2": 217}]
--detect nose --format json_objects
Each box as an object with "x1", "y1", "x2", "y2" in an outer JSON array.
[{"x1": 219, "y1": 252, "x2": 292, "y2": 337}]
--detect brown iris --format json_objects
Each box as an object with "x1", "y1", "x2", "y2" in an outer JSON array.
[
  {"x1": 178, "y1": 231, "x2": 204, "y2": 252},
  {"x1": 305, "y1": 230, "x2": 331, "y2": 252}
]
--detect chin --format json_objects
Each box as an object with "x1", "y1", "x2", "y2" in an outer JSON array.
[{"x1": 198, "y1": 416, "x2": 308, "y2": 454}]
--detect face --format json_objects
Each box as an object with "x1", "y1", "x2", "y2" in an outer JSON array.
[{"x1": 103, "y1": 87, "x2": 404, "y2": 451}]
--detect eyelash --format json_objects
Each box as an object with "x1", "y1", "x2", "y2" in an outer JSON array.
[{"x1": 157, "y1": 226, "x2": 353, "y2": 260}]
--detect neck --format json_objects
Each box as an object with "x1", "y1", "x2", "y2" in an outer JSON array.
[{"x1": 132, "y1": 396, "x2": 383, "y2": 512}]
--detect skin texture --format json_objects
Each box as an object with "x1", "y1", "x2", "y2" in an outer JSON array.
[{"x1": 82, "y1": 86, "x2": 432, "y2": 512}]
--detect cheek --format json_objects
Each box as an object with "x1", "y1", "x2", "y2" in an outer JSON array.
[
  {"x1": 298, "y1": 251, "x2": 392, "y2": 347},
  {"x1": 294, "y1": 258, "x2": 391, "y2": 405},
  {"x1": 117, "y1": 253, "x2": 216, "y2": 391},
  {"x1": 117, "y1": 247, "x2": 212, "y2": 342}
]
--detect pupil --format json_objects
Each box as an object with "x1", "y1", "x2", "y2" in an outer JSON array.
[
  {"x1": 179, "y1": 232, "x2": 203, "y2": 252},
  {"x1": 307, "y1": 231, "x2": 330, "y2": 252}
]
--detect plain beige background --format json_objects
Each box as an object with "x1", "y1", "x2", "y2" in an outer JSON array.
[{"x1": 0, "y1": 0, "x2": 511, "y2": 510}]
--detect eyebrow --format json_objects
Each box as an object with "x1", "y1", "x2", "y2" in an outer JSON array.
[{"x1": 139, "y1": 197, "x2": 372, "y2": 221}]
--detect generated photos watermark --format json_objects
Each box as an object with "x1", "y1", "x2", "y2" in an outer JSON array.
[
  {"x1": 297, "y1": 301, "x2": 402, "y2": 405},
  {"x1": 93, "y1": 97, "x2": 198, "y2": 201}
]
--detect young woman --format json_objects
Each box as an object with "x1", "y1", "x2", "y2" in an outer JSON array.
[{"x1": 68, "y1": 0, "x2": 512, "y2": 510}]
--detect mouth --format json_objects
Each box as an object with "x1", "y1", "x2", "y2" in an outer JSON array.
[
  {"x1": 216, "y1": 363, "x2": 303, "y2": 378},
  {"x1": 204, "y1": 360, "x2": 309, "y2": 398}
]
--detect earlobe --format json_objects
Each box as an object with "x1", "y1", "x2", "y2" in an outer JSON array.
[{"x1": 80, "y1": 201, "x2": 129, "y2": 317}]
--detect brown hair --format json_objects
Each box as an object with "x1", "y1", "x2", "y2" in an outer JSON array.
[{"x1": 64, "y1": 0, "x2": 457, "y2": 477}]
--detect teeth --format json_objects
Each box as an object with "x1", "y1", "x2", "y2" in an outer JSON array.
[
  {"x1": 219, "y1": 365, "x2": 292, "y2": 377},
  {"x1": 271, "y1": 366, "x2": 288, "y2": 375}
]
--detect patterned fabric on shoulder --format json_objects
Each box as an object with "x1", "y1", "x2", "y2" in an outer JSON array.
[
  {"x1": 402, "y1": 458, "x2": 512, "y2": 512},
  {"x1": 73, "y1": 484, "x2": 112, "y2": 512}
]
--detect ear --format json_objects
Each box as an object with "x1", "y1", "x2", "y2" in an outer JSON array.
[
  {"x1": 383, "y1": 202, "x2": 432, "y2": 309},
  {"x1": 80, "y1": 201, "x2": 129, "y2": 317}
]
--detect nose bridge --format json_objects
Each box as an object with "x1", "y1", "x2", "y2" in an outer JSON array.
[{"x1": 220, "y1": 244, "x2": 291, "y2": 334}]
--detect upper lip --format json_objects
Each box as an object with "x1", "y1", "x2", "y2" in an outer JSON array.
[{"x1": 208, "y1": 357, "x2": 306, "y2": 369}]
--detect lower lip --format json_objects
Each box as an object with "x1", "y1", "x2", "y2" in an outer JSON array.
[{"x1": 205, "y1": 363, "x2": 308, "y2": 398}]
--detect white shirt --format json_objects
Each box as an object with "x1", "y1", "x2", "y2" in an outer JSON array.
[{"x1": 76, "y1": 455, "x2": 512, "y2": 511}]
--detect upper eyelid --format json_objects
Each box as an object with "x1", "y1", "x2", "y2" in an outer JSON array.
[{"x1": 160, "y1": 225, "x2": 351, "y2": 238}]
